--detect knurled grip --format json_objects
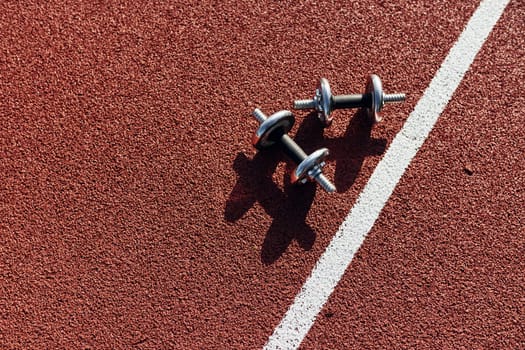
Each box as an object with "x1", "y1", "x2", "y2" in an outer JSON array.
[
  {"x1": 332, "y1": 94, "x2": 371, "y2": 109},
  {"x1": 279, "y1": 134, "x2": 307, "y2": 165}
]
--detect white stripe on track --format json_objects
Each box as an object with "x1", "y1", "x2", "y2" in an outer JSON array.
[{"x1": 264, "y1": 0, "x2": 511, "y2": 348}]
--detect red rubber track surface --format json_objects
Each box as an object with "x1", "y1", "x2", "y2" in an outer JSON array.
[{"x1": 0, "y1": 1, "x2": 523, "y2": 349}]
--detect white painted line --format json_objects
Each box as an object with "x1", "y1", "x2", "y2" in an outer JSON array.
[{"x1": 264, "y1": 0, "x2": 511, "y2": 348}]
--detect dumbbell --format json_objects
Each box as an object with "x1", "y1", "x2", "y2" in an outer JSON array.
[
  {"x1": 251, "y1": 108, "x2": 336, "y2": 193},
  {"x1": 293, "y1": 74, "x2": 406, "y2": 126}
]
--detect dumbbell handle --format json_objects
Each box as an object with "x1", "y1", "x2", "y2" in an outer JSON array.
[
  {"x1": 332, "y1": 94, "x2": 372, "y2": 109},
  {"x1": 279, "y1": 134, "x2": 307, "y2": 165}
]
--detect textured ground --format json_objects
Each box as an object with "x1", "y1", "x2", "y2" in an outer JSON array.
[{"x1": 0, "y1": 1, "x2": 523, "y2": 349}]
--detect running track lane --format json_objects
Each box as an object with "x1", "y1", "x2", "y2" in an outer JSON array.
[{"x1": 0, "y1": 1, "x2": 522, "y2": 349}]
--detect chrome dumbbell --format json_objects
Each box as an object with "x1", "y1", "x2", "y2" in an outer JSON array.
[{"x1": 294, "y1": 74, "x2": 406, "y2": 126}]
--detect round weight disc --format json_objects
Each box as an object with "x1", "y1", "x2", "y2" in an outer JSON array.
[
  {"x1": 365, "y1": 74, "x2": 384, "y2": 123},
  {"x1": 318, "y1": 78, "x2": 333, "y2": 126},
  {"x1": 291, "y1": 148, "x2": 330, "y2": 183},
  {"x1": 252, "y1": 110, "x2": 295, "y2": 149}
]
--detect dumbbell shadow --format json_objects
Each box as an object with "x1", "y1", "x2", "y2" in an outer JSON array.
[
  {"x1": 225, "y1": 114, "x2": 323, "y2": 264},
  {"x1": 224, "y1": 108, "x2": 385, "y2": 264},
  {"x1": 225, "y1": 150, "x2": 317, "y2": 264},
  {"x1": 333, "y1": 108, "x2": 387, "y2": 192},
  {"x1": 260, "y1": 178, "x2": 316, "y2": 264},
  {"x1": 225, "y1": 150, "x2": 285, "y2": 223}
]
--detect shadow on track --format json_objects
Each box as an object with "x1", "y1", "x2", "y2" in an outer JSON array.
[
  {"x1": 224, "y1": 109, "x2": 386, "y2": 264},
  {"x1": 321, "y1": 109, "x2": 387, "y2": 192}
]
